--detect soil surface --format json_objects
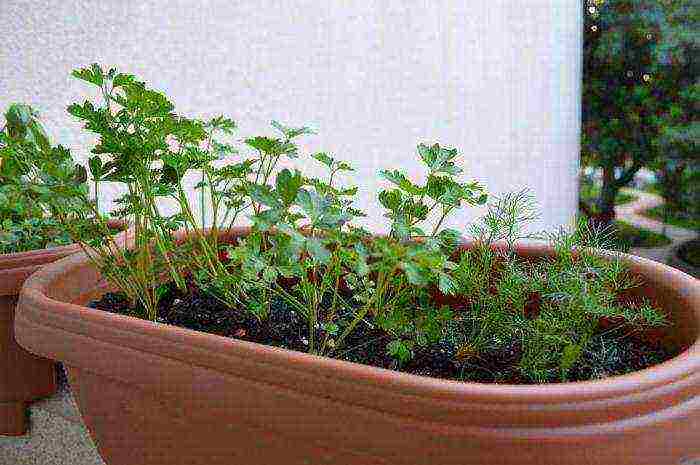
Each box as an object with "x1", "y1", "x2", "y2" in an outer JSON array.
[{"x1": 89, "y1": 282, "x2": 676, "y2": 385}]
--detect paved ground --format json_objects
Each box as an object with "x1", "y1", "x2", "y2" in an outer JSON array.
[
  {"x1": 616, "y1": 189, "x2": 698, "y2": 265},
  {"x1": 0, "y1": 368, "x2": 104, "y2": 465}
]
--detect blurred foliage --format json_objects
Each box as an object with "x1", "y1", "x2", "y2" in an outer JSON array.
[
  {"x1": 0, "y1": 104, "x2": 74, "y2": 253},
  {"x1": 580, "y1": 177, "x2": 637, "y2": 210},
  {"x1": 653, "y1": 160, "x2": 699, "y2": 230},
  {"x1": 581, "y1": 0, "x2": 699, "y2": 225},
  {"x1": 678, "y1": 240, "x2": 700, "y2": 268},
  {"x1": 612, "y1": 220, "x2": 672, "y2": 249},
  {"x1": 644, "y1": 202, "x2": 700, "y2": 232}
]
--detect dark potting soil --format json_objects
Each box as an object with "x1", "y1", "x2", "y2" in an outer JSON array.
[{"x1": 88, "y1": 282, "x2": 675, "y2": 385}]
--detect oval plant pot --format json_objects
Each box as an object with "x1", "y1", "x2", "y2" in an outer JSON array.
[
  {"x1": 0, "y1": 220, "x2": 126, "y2": 436},
  {"x1": 14, "y1": 228, "x2": 700, "y2": 464},
  {"x1": 1, "y1": 244, "x2": 74, "y2": 436}
]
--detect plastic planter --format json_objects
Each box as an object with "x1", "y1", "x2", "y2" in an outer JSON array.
[{"x1": 14, "y1": 228, "x2": 700, "y2": 464}]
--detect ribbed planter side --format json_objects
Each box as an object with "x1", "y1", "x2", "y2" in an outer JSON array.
[{"x1": 14, "y1": 229, "x2": 700, "y2": 464}]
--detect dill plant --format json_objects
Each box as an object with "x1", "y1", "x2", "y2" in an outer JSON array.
[{"x1": 451, "y1": 195, "x2": 667, "y2": 382}]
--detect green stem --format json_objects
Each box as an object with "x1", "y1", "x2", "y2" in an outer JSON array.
[
  {"x1": 200, "y1": 169, "x2": 206, "y2": 227},
  {"x1": 431, "y1": 206, "x2": 452, "y2": 236},
  {"x1": 94, "y1": 179, "x2": 99, "y2": 212},
  {"x1": 332, "y1": 267, "x2": 396, "y2": 352}
]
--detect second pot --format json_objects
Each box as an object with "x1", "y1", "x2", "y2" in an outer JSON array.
[{"x1": 1, "y1": 220, "x2": 126, "y2": 436}]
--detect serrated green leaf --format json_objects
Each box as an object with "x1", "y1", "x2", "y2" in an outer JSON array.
[
  {"x1": 306, "y1": 237, "x2": 330, "y2": 264},
  {"x1": 378, "y1": 189, "x2": 402, "y2": 211},
  {"x1": 322, "y1": 323, "x2": 339, "y2": 335},
  {"x1": 111, "y1": 73, "x2": 135, "y2": 89},
  {"x1": 271, "y1": 120, "x2": 315, "y2": 139},
  {"x1": 438, "y1": 273, "x2": 456, "y2": 295},
  {"x1": 336, "y1": 161, "x2": 354, "y2": 172},
  {"x1": 437, "y1": 228, "x2": 462, "y2": 249},
  {"x1": 312, "y1": 152, "x2": 334, "y2": 167},
  {"x1": 386, "y1": 339, "x2": 413, "y2": 364},
  {"x1": 417, "y1": 143, "x2": 436, "y2": 167},
  {"x1": 380, "y1": 169, "x2": 423, "y2": 195},
  {"x1": 296, "y1": 189, "x2": 326, "y2": 222},
  {"x1": 71, "y1": 64, "x2": 104, "y2": 87},
  {"x1": 67, "y1": 101, "x2": 96, "y2": 120},
  {"x1": 275, "y1": 168, "x2": 304, "y2": 205},
  {"x1": 250, "y1": 208, "x2": 283, "y2": 231},
  {"x1": 559, "y1": 344, "x2": 583, "y2": 380},
  {"x1": 417, "y1": 143, "x2": 462, "y2": 175},
  {"x1": 207, "y1": 116, "x2": 237, "y2": 134},
  {"x1": 245, "y1": 136, "x2": 280, "y2": 154},
  {"x1": 249, "y1": 184, "x2": 282, "y2": 209},
  {"x1": 402, "y1": 261, "x2": 427, "y2": 286}
]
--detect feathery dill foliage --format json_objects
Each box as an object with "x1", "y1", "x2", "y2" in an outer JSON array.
[
  {"x1": 453, "y1": 197, "x2": 666, "y2": 382},
  {"x1": 34, "y1": 64, "x2": 668, "y2": 383}
]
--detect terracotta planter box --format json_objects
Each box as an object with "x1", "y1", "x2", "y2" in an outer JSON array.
[
  {"x1": 0, "y1": 221, "x2": 126, "y2": 436},
  {"x1": 0, "y1": 244, "x2": 78, "y2": 435},
  {"x1": 14, "y1": 230, "x2": 700, "y2": 464}
]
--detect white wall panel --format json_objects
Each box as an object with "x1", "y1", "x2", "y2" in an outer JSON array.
[{"x1": 1, "y1": 0, "x2": 581, "y2": 232}]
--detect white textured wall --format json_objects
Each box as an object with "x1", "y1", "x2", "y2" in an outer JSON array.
[{"x1": 0, "y1": 0, "x2": 581, "y2": 233}]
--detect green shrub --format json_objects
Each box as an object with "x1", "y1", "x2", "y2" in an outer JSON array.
[
  {"x1": 644, "y1": 205, "x2": 700, "y2": 232},
  {"x1": 613, "y1": 221, "x2": 672, "y2": 249}
]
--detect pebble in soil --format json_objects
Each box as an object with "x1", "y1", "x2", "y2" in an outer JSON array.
[{"x1": 88, "y1": 282, "x2": 676, "y2": 385}]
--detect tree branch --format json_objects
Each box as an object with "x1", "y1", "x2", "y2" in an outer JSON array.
[
  {"x1": 579, "y1": 199, "x2": 595, "y2": 218},
  {"x1": 614, "y1": 161, "x2": 643, "y2": 189}
]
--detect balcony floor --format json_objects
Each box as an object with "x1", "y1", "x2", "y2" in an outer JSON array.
[{"x1": 0, "y1": 365, "x2": 104, "y2": 465}]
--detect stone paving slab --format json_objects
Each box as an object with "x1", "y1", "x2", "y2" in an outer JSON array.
[
  {"x1": 616, "y1": 190, "x2": 697, "y2": 242},
  {"x1": 0, "y1": 367, "x2": 104, "y2": 465},
  {"x1": 0, "y1": 407, "x2": 104, "y2": 465},
  {"x1": 616, "y1": 189, "x2": 698, "y2": 266}
]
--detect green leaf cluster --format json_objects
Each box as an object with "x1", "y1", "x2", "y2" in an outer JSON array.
[{"x1": 0, "y1": 104, "x2": 85, "y2": 253}]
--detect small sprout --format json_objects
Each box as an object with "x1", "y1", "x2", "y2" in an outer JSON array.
[
  {"x1": 387, "y1": 340, "x2": 413, "y2": 365},
  {"x1": 454, "y1": 344, "x2": 478, "y2": 362}
]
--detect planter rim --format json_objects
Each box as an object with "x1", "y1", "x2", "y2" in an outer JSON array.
[
  {"x1": 0, "y1": 242, "x2": 79, "y2": 261},
  {"x1": 0, "y1": 244, "x2": 79, "y2": 296},
  {"x1": 16, "y1": 227, "x2": 700, "y2": 403}
]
